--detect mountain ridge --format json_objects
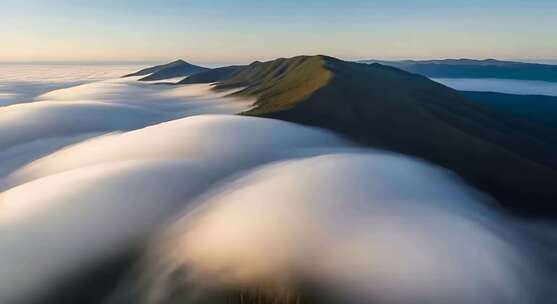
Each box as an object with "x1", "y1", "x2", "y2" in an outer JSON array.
[
  {"x1": 181, "y1": 55, "x2": 557, "y2": 217},
  {"x1": 358, "y1": 58, "x2": 557, "y2": 82},
  {"x1": 361, "y1": 58, "x2": 540, "y2": 66},
  {"x1": 123, "y1": 59, "x2": 209, "y2": 81}
]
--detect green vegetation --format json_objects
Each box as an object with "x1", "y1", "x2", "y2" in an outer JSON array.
[
  {"x1": 181, "y1": 56, "x2": 332, "y2": 113},
  {"x1": 182, "y1": 55, "x2": 557, "y2": 217}
]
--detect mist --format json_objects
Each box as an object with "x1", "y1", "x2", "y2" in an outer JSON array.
[
  {"x1": 0, "y1": 114, "x2": 352, "y2": 303},
  {"x1": 0, "y1": 63, "x2": 144, "y2": 106},
  {"x1": 0, "y1": 69, "x2": 555, "y2": 304},
  {"x1": 0, "y1": 74, "x2": 252, "y2": 173},
  {"x1": 111, "y1": 153, "x2": 552, "y2": 304},
  {"x1": 433, "y1": 78, "x2": 557, "y2": 96}
]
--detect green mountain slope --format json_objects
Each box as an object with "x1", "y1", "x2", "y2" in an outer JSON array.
[
  {"x1": 182, "y1": 55, "x2": 557, "y2": 217},
  {"x1": 183, "y1": 56, "x2": 331, "y2": 111}
]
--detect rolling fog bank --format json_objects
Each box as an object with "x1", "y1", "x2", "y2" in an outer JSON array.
[
  {"x1": 433, "y1": 78, "x2": 557, "y2": 96},
  {"x1": 0, "y1": 70, "x2": 555, "y2": 303}
]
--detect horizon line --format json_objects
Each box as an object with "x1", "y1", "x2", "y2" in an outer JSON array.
[{"x1": 2, "y1": 57, "x2": 557, "y2": 66}]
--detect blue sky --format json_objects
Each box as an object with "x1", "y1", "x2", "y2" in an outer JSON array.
[{"x1": 1, "y1": 0, "x2": 556, "y2": 64}]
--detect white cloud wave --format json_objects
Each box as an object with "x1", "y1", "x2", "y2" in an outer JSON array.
[
  {"x1": 0, "y1": 77, "x2": 253, "y2": 176},
  {"x1": 0, "y1": 114, "x2": 350, "y2": 303},
  {"x1": 132, "y1": 153, "x2": 542, "y2": 304},
  {"x1": 0, "y1": 69, "x2": 553, "y2": 304},
  {"x1": 0, "y1": 63, "x2": 144, "y2": 106}
]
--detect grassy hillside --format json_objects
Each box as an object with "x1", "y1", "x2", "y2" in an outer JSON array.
[
  {"x1": 220, "y1": 56, "x2": 332, "y2": 112},
  {"x1": 183, "y1": 55, "x2": 557, "y2": 217},
  {"x1": 182, "y1": 56, "x2": 332, "y2": 113}
]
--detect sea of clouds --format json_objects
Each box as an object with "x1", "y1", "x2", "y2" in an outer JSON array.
[
  {"x1": 433, "y1": 78, "x2": 557, "y2": 96},
  {"x1": 0, "y1": 63, "x2": 149, "y2": 106},
  {"x1": 0, "y1": 67, "x2": 555, "y2": 304}
]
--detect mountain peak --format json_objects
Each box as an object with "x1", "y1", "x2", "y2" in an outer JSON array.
[
  {"x1": 123, "y1": 59, "x2": 209, "y2": 81},
  {"x1": 168, "y1": 59, "x2": 198, "y2": 66},
  {"x1": 182, "y1": 55, "x2": 333, "y2": 112},
  {"x1": 359, "y1": 58, "x2": 557, "y2": 82},
  {"x1": 180, "y1": 55, "x2": 557, "y2": 216}
]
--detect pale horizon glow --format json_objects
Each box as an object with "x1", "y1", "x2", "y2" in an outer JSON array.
[{"x1": 1, "y1": 0, "x2": 556, "y2": 64}]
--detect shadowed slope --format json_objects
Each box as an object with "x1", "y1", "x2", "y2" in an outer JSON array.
[
  {"x1": 122, "y1": 60, "x2": 187, "y2": 77},
  {"x1": 181, "y1": 55, "x2": 557, "y2": 217},
  {"x1": 180, "y1": 65, "x2": 245, "y2": 84},
  {"x1": 359, "y1": 59, "x2": 557, "y2": 82},
  {"x1": 462, "y1": 91, "x2": 557, "y2": 129},
  {"x1": 462, "y1": 91, "x2": 557, "y2": 153}
]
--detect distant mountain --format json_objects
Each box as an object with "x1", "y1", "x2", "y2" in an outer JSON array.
[
  {"x1": 122, "y1": 60, "x2": 209, "y2": 81},
  {"x1": 122, "y1": 60, "x2": 187, "y2": 77},
  {"x1": 358, "y1": 58, "x2": 557, "y2": 82},
  {"x1": 181, "y1": 55, "x2": 557, "y2": 217}
]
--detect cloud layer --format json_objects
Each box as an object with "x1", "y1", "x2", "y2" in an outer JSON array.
[
  {"x1": 0, "y1": 114, "x2": 351, "y2": 303},
  {"x1": 0, "y1": 71, "x2": 554, "y2": 304},
  {"x1": 433, "y1": 78, "x2": 557, "y2": 96},
  {"x1": 127, "y1": 153, "x2": 542, "y2": 304}
]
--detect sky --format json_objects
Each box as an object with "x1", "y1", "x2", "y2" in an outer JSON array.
[{"x1": 1, "y1": 0, "x2": 556, "y2": 64}]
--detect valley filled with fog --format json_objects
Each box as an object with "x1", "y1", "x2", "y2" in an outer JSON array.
[
  {"x1": 1, "y1": 65, "x2": 556, "y2": 304},
  {"x1": 433, "y1": 78, "x2": 557, "y2": 96}
]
